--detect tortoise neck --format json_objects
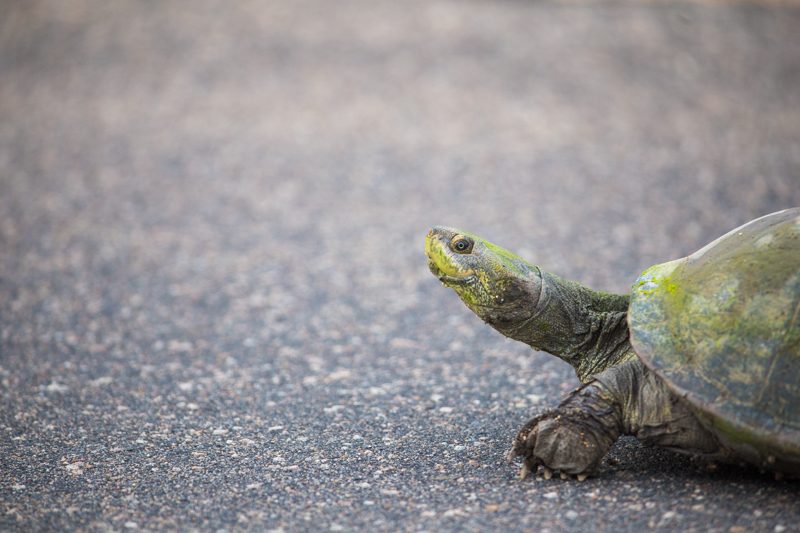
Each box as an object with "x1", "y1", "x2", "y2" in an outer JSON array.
[{"x1": 497, "y1": 270, "x2": 634, "y2": 383}]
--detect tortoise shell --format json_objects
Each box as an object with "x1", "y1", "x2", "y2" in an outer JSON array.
[{"x1": 629, "y1": 208, "x2": 800, "y2": 463}]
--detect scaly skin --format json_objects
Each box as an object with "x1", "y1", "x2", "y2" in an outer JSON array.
[
  {"x1": 425, "y1": 227, "x2": 634, "y2": 382},
  {"x1": 425, "y1": 227, "x2": 726, "y2": 480}
]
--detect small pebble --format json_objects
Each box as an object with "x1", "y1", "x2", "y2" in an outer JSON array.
[{"x1": 45, "y1": 382, "x2": 69, "y2": 393}]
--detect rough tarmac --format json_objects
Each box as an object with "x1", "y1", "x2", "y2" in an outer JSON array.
[{"x1": 2, "y1": 1, "x2": 800, "y2": 531}]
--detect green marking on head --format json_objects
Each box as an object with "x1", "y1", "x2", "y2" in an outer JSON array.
[
  {"x1": 425, "y1": 226, "x2": 539, "y2": 321},
  {"x1": 427, "y1": 226, "x2": 634, "y2": 380}
]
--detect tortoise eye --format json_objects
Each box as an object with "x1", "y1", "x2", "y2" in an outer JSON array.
[{"x1": 450, "y1": 235, "x2": 474, "y2": 254}]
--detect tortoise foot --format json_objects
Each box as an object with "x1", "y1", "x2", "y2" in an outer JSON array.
[
  {"x1": 508, "y1": 385, "x2": 621, "y2": 481},
  {"x1": 508, "y1": 409, "x2": 603, "y2": 480}
]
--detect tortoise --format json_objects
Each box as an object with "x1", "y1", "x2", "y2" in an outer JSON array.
[{"x1": 425, "y1": 208, "x2": 800, "y2": 480}]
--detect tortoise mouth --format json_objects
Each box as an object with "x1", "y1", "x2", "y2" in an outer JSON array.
[{"x1": 428, "y1": 260, "x2": 476, "y2": 285}]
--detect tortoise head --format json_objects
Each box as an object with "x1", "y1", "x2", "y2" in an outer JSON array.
[{"x1": 425, "y1": 226, "x2": 542, "y2": 331}]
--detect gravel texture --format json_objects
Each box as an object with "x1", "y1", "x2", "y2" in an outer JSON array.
[{"x1": 2, "y1": 1, "x2": 800, "y2": 531}]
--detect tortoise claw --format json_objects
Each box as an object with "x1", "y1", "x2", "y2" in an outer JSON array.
[
  {"x1": 519, "y1": 462, "x2": 532, "y2": 480},
  {"x1": 577, "y1": 473, "x2": 588, "y2": 482},
  {"x1": 506, "y1": 447, "x2": 517, "y2": 463},
  {"x1": 542, "y1": 466, "x2": 553, "y2": 480}
]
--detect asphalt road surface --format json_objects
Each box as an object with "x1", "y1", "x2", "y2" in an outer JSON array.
[{"x1": 2, "y1": 1, "x2": 800, "y2": 531}]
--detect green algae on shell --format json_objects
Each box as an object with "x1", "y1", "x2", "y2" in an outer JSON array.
[{"x1": 629, "y1": 208, "x2": 800, "y2": 468}]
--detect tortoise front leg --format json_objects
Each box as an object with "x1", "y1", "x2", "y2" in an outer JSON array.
[
  {"x1": 509, "y1": 359, "x2": 724, "y2": 479},
  {"x1": 508, "y1": 380, "x2": 622, "y2": 480}
]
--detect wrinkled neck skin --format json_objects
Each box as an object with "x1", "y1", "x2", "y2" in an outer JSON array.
[{"x1": 471, "y1": 267, "x2": 634, "y2": 383}]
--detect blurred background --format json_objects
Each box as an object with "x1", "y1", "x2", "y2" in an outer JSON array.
[{"x1": 1, "y1": 1, "x2": 799, "y2": 531}]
